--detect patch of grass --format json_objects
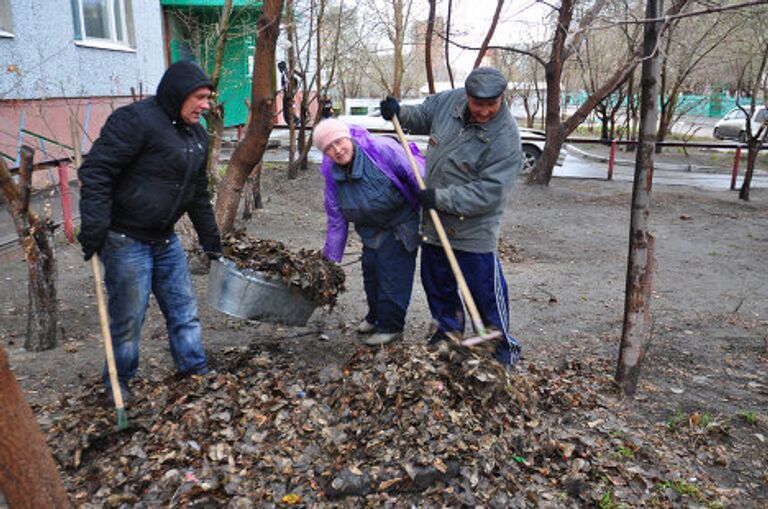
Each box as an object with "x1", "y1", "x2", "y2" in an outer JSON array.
[
  {"x1": 667, "y1": 409, "x2": 685, "y2": 430},
  {"x1": 616, "y1": 445, "x2": 634, "y2": 458},
  {"x1": 699, "y1": 412, "x2": 714, "y2": 427},
  {"x1": 741, "y1": 410, "x2": 758, "y2": 425},
  {"x1": 599, "y1": 490, "x2": 621, "y2": 509},
  {"x1": 654, "y1": 481, "x2": 725, "y2": 509}
]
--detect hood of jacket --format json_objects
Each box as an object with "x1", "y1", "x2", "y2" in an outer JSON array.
[{"x1": 156, "y1": 60, "x2": 212, "y2": 123}]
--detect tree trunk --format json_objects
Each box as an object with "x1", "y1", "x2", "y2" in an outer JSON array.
[
  {"x1": 0, "y1": 346, "x2": 71, "y2": 508},
  {"x1": 425, "y1": 0, "x2": 436, "y2": 94},
  {"x1": 444, "y1": 0, "x2": 455, "y2": 89},
  {"x1": 285, "y1": 0, "x2": 299, "y2": 179},
  {"x1": 739, "y1": 134, "x2": 765, "y2": 201},
  {"x1": 615, "y1": 0, "x2": 662, "y2": 396},
  {"x1": 0, "y1": 147, "x2": 59, "y2": 351},
  {"x1": 473, "y1": 0, "x2": 504, "y2": 69},
  {"x1": 214, "y1": 0, "x2": 285, "y2": 234},
  {"x1": 206, "y1": 0, "x2": 233, "y2": 193}
]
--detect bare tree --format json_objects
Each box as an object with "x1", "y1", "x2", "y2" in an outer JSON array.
[
  {"x1": 735, "y1": 6, "x2": 768, "y2": 201},
  {"x1": 656, "y1": 11, "x2": 735, "y2": 151},
  {"x1": 473, "y1": 0, "x2": 505, "y2": 69},
  {"x1": 214, "y1": 0, "x2": 286, "y2": 234},
  {"x1": 615, "y1": 0, "x2": 663, "y2": 396},
  {"x1": 0, "y1": 148, "x2": 58, "y2": 351},
  {"x1": 425, "y1": 0, "x2": 437, "y2": 94}
]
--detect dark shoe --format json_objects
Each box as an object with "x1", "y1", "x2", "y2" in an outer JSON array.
[
  {"x1": 495, "y1": 338, "x2": 521, "y2": 366},
  {"x1": 104, "y1": 382, "x2": 130, "y2": 406},
  {"x1": 428, "y1": 330, "x2": 450, "y2": 345}
]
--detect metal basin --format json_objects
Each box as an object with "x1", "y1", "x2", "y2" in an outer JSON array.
[{"x1": 206, "y1": 258, "x2": 317, "y2": 326}]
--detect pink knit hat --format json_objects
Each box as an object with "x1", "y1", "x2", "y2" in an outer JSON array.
[{"x1": 312, "y1": 119, "x2": 350, "y2": 151}]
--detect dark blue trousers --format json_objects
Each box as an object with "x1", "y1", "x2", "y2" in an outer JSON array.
[
  {"x1": 361, "y1": 230, "x2": 417, "y2": 333},
  {"x1": 420, "y1": 243, "x2": 521, "y2": 365}
]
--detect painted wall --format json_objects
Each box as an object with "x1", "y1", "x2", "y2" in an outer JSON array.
[{"x1": 0, "y1": 0, "x2": 166, "y2": 100}]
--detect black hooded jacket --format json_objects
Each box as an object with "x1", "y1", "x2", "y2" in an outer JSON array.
[{"x1": 78, "y1": 61, "x2": 221, "y2": 256}]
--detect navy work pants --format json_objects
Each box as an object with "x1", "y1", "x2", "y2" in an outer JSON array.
[
  {"x1": 361, "y1": 230, "x2": 417, "y2": 333},
  {"x1": 420, "y1": 243, "x2": 521, "y2": 365}
]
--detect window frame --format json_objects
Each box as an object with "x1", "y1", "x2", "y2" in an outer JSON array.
[
  {"x1": 72, "y1": 0, "x2": 133, "y2": 48},
  {"x1": 0, "y1": 0, "x2": 14, "y2": 37}
]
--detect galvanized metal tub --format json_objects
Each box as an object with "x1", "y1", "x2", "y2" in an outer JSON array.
[{"x1": 206, "y1": 258, "x2": 317, "y2": 326}]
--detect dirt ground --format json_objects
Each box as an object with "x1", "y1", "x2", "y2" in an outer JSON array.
[{"x1": 2, "y1": 161, "x2": 767, "y2": 506}]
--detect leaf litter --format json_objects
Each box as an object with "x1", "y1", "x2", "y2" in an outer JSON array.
[
  {"x1": 36, "y1": 335, "x2": 761, "y2": 508},
  {"x1": 221, "y1": 230, "x2": 345, "y2": 308}
]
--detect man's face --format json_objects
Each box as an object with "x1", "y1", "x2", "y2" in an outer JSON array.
[
  {"x1": 467, "y1": 95, "x2": 502, "y2": 124},
  {"x1": 324, "y1": 137, "x2": 354, "y2": 165},
  {"x1": 181, "y1": 87, "x2": 212, "y2": 124}
]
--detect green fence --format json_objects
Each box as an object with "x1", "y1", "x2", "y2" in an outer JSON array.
[{"x1": 565, "y1": 92, "x2": 748, "y2": 118}]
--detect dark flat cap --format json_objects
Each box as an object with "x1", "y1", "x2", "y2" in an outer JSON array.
[{"x1": 464, "y1": 67, "x2": 508, "y2": 99}]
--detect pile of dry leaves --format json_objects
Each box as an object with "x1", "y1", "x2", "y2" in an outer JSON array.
[
  {"x1": 39, "y1": 341, "x2": 750, "y2": 508},
  {"x1": 222, "y1": 231, "x2": 345, "y2": 307}
]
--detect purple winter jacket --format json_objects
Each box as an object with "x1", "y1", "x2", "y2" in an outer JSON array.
[{"x1": 320, "y1": 125, "x2": 426, "y2": 262}]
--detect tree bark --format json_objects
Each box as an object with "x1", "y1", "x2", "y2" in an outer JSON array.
[
  {"x1": 0, "y1": 346, "x2": 71, "y2": 508},
  {"x1": 214, "y1": 0, "x2": 285, "y2": 234},
  {"x1": 615, "y1": 0, "x2": 663, "y2": 396},
  {"x1": 0, "y1": 148, "x2": 58, "y2": 352}
]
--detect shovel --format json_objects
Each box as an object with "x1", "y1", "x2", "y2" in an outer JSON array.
[
  {"x1": 392, "y1": 115, "x2": 501, "y2": 347},
  {"x1": 91, "y1": 254, "x2": 129, "y2": 431}
]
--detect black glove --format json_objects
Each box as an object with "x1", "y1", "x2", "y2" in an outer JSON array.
[
  {"x1": 205, "y1": 251, "x2": 223, "y2": 261},
  {"x1": 380, "y1": 96, "x2": 400, "y2": 121},
  {"x1": 416, "y1": 188, "x2": 437, "y2": 210},
  {"x1": 77, "y1": 231, "x2": 104, "y2": 261}
]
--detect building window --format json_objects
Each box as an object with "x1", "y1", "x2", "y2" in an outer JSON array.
[
  {"x1": 0, "y1": 0, "x2": 13, "y2": 36},
  {"x1": 71, "y1": 0, "x2": 134, "y2": 47}
]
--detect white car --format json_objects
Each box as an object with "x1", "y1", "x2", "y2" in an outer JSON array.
[
  {"x1": 713, "y1": 106, "x2": 768, "y2": 142},
  {"x1": 337, "y1": 112, "x2": 557, "y2": 174}
]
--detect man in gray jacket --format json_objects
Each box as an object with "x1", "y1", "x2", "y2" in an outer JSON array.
[{"x1": 380, "y1": 66, "x2": 522, "y2": 365}]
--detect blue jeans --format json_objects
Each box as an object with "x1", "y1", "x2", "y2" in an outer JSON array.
[
  {"x1": 99, "y1": 231, "x2": 208, "y2": 392},
  {"x1": 361, "y1": 230, "x2": 417, "y2": 333},
  {"x1": 420, "y1": 243, "x2": 521, "y2": 365}
]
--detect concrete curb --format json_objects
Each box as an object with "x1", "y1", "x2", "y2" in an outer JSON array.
[{"x1": 564, "y1": 144, "x2": 728, "y2": 173}]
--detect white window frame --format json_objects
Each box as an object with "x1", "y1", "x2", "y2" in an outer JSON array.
[
  {"x1": 73, "y1": 0, "x2": 131, "y2": 48},
  {"x1": 0, "y1": 0, "x2": 13, "y2": 37}
]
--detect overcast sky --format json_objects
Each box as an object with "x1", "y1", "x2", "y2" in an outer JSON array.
[{"x1": 442, "y1": 0, "x2": 553, "y2": 76}]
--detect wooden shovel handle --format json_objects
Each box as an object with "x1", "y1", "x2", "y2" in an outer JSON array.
[{"x1": 391, "y1": 116, "x2": 487, "y2": 336}]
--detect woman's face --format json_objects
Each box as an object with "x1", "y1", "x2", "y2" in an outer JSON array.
[{"x1": 324, "y1": 137, "x2": 354, "y2": 165}]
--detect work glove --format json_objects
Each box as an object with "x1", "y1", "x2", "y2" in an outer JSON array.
[
  {"x1": 380, "y1": 96, "x2": 400, "y2": 121},
  {"x1": 416, "y1": 188, "x2": 437, "y2": 210},
  {"x1": 77, "y1": 231, "x2": 104, "y2": 261}
]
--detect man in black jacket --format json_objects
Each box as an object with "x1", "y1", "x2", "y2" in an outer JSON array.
[{"x1": 78, "y1": 60, "x2": 222, "y2": 400}]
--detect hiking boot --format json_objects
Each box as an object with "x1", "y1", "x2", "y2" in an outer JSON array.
[
  {"x1": 356, "y1": 319, "x2": 376, "y2": 334},
  {"x1": 362, "y1": 331, "x2": 402, "y2": 346}
]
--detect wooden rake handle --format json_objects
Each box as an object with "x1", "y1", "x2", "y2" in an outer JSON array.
[
  {"x1": 391, "y1": 115, "x2": 488, "y2": 337},
  {"x1": 91, "y1": 254, "x2": 125, "y2": 410}
]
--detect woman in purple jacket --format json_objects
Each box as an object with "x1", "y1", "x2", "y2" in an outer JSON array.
[{"x1": 313, "y1": 119, "x2": 425, "y2": 346}]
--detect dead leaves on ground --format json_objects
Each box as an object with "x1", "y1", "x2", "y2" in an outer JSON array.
[{"x1": 39, "y1": 342, "x2": 761, "y2": 508}]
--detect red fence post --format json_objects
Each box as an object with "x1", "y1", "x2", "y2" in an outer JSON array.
[
  {"x1": 730, "y1": 146, "x2": 741, "y2": 190},
  {"x1": 57, "y1": 162, "x2": 74, "y2": 243},
  {"x1": 607, "y1": 139, "x2": 617, "y2": 180}
]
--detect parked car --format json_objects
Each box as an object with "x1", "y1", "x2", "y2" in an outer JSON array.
[
  {"x1": 336, "y1": 112, "x2": 559, "y2": 174},
  {"x1": 713, "y1": 106, "x2": 768, "y2": 142}
]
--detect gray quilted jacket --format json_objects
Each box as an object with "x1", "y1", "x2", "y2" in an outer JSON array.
[{"x1": 398, "y1": 89, "x2": 522, "y2": 253}]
